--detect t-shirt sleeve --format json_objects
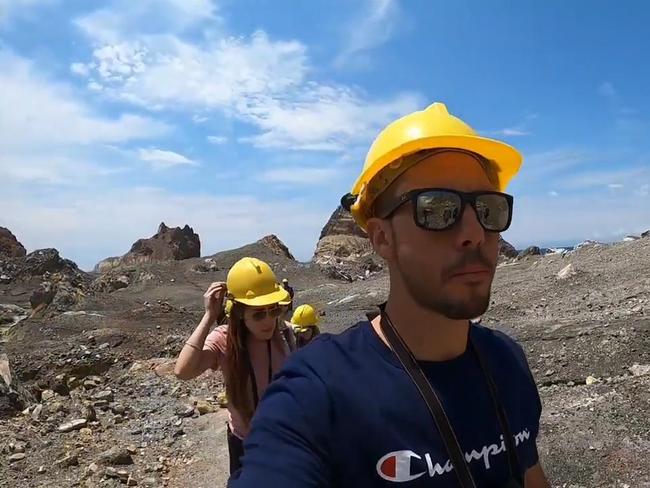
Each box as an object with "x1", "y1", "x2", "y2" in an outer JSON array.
[
  {"x1": 228, "y1": 351, "x2": 333, "y2": 487},
  {"x1": 203, "y1": 325, "x2": 227, "y2": 371}
]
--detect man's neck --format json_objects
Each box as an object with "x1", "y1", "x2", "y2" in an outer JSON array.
[{"x1": 371, "y1": 292, "x2": 469, "y2": 362}]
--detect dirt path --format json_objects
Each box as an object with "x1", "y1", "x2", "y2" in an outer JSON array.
[{"x1": 168, "y1": 409, "x2": 230, "y2": 488}]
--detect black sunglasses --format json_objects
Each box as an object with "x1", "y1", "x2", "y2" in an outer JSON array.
[
  {"x1": 379, "y1": 188, "x2": 514, "y2": 232},
  {"x1": 250, "y1": 306, "x2": 283, "y2": 322}
]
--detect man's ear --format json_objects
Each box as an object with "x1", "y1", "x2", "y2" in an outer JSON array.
[{"x1": 366, "y1": 217, "x2": 394, "y2": 261}]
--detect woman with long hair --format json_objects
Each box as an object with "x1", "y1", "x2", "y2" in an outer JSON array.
[{"x1": 174, "y1": 257, "x2": 295, "y2": 473}]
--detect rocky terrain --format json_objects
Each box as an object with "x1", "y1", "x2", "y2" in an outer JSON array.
[{"x1": 1, "y1": 213, "x2": 649, "y2": 487}]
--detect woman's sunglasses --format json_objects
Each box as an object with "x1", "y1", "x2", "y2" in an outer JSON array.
[
  {"x1": 250, "y1": 306, "x2": 283, "y2": 322},
  {"x1": 379, "y1": 188, "x2": 514, "y2": 233}
]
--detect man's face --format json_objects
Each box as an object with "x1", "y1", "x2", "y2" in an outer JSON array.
[{"x1": 368, "y1": 151, "x2": 501, "y2": 320}]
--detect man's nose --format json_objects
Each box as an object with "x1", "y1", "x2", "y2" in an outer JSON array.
[{"x1": 454, "y1": 203, "x2": 486, "y2": 249}]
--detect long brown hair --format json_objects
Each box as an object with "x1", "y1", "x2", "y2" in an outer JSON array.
[{"x1": 223, "y1": 302, "x2": 255, "y2": 425}]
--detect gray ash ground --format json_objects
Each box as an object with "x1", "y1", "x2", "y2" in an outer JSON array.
[{"x1": 1, "y1": 237, "x2": 649, "y2": 487}]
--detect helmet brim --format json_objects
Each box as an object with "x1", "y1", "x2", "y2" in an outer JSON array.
[
  {"x1": 233, "y1": 287, "x2": 291, "y2": 307},
  {"x1": 352, "y1": 135, "x2": 522, "y2": 195}
]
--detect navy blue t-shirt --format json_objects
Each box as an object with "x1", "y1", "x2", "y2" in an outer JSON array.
[{"x1": 229, "y1": 322, "x2": 541, "y2": 487}]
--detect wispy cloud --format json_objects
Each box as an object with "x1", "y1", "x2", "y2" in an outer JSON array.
[
  {"x1": 207, "y1": 135, "x2": 228, "y2": 145},
  {"x1": 73, "y1": 0, "x2": 219, "y2": 44},
  {"x1": 557, "y1": 166, "x2": 648, "y2": 191},
  {"x1": 515, "y1": 148, "x2": 591, "y2": 185},
  {"x1": 485, "y1": 113, "x2": 537, "y2": 137},
  {"x1": 257, "y1": 167, "x2": 339, "y2": 184},
  {"x1": 72, "y1": 2, "x2": 420, "y2": 152},
  {"x1": 334, "y1": 0, "x2": 402, "y2": 68},
  {"x1": 137, "y1": 148, "x2": 198, "y2": 170},
  {"x1": 0, "y1": 48, "x2": 169, "y2": 186},
  {"x1": 0, "y1": 49, "x2": 169, "y2": 151}
]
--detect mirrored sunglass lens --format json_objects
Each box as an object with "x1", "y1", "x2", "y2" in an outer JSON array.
[
  {"x1": 416, "y1": 192, "x2": 461, "y2": 229},
  {"x1": 476, "y1": 194, "x2": 510, "y2": 230}
]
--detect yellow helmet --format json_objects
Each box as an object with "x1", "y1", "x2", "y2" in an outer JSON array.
[
  {"x1": 291, "y1": 304, "x2": 319, "y2": 328},
  {"x1": 348, "y1": 102, "x2": 523, "y2": 230},
  {"x1": 226, "y1": 257, "x2": 290, "y2": 307}
]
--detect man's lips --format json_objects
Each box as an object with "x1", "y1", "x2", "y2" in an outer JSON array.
[{"x1": 450, "y1": 266, "x2": 491, "y2": 278}]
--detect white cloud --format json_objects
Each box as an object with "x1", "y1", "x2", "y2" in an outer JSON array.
[
  {"x1": 486, "y1": 113, "x2": 537, "y2": 138},
  {"x1": 137, "y1": 148, "x2": 198, "y2": 170},
  {"x1": 0, "y1": 187, "x2": 330, "y2": 270},
  {"x1": 74, "y1": 0, "x2": 218, "y2": 44},
  {"x1": 499, "y1": 128, "x2": 530, "y2": 137},
  {"x1": 0, "y1": 49, "x2": 169, "y2": 151},
  {"x1": 0, "y1": 151, "x2": 131, "y2": 186},
  {"x1": 0, "y1": 49, "x2": 170, "y2": 187},
  {"x1": 335, "y1": 0, "x2": 401, "y2": 67},
  {"x1": 514, "y1": 148, "x2": 591, "y2": 187},
  {"x1": 258, "y1": 167, "x2": 339, "y2": 184},
  {"x1": 207, "y1": 135, "x2": 227, "y2": 144},
  {"x1": 73, "y1": 7, "x2": 420, "y2": 152},
  {"x1": 548, "y1": 190, "x2": 559, "y2": 197},
  {"x1": 239, "y1": 87, "x2": 419, "y2": 151},
  {"x1": 608, "y1": 183, "x2": 624, "y2": 189},
  {"x1": 70, "y1": 62, "x2": 90, "y2": 76}
]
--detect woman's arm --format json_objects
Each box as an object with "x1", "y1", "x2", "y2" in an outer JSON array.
[
  {"x1": 174, "y1": 282, "x2": 227, "y2": 380},
  {"x1": 174, "y1": 311, "x2": 220, "y2": 379}
]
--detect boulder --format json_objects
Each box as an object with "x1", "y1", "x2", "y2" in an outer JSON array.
[
  {"x1": 94, "y1": 222, "x2": 200, "y2": 272},
  {"x1": 21, "y1": 249, "x2": 83, "y2": 278},
  {"x1": 314, "y1": 235, "x2": 374, "y2": 262},
  {"x1": 0, "y1": 227, "x2": 26, "y2": 258},
  {"x1": 257, "y1": 235, "x2": 295, "y2": 260},
  {"x1": 319, "y1": 206, "x2": 366, "y2": 240},
  {"x1": 30, "y1": 283, "x2": 56, "y2": 310},
  {"x1": 96, "y1": 447, "x2": 133, "y2": 466},
  {"x1": 313, "y1": 207, "x2": 383, "y2": 281},
  {"x1": 518, "y1": 246, "x2": 542, "y2": 258},
  {"x1": 0, "y1": 354, "x2": 35, "y2": 418},
  {"x1": 499, "y1": 237, "x2": 518, "y2": 258}
]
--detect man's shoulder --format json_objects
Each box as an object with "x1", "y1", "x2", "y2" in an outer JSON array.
[
  {"x1": 472, "y1": 324, "x2": 533, "y2": 377},
  {"x1": 280, "y1": 321, "x2": 372, "y2": 377}
]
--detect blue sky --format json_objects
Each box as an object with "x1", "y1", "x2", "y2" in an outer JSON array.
[{"x1": 1, "y1": 0, "x2": 649, "y2": 270}]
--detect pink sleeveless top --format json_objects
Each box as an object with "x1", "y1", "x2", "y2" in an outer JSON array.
[{"x1": 203, "y1": 323, "x2": 295, "y2": 439}]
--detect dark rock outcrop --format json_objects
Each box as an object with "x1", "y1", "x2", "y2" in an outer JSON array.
[
  {"x1": 519, "y1": 246, "x2": 542, "y2": 258},
  {"x1": 0, "y1": 227, "x2": 26, "y2": 258},
  {"x1": 95, "y1": 223, "x2": 200, "y2": 273},
  {"x1": 314, "y1": 207, "x2": 382, "y2": 281},
  {"x1": 257, "y1": 235, "x2": 295, "y2": 260},
  {"x1": 319, "y1": 206, "x2": 366, "y2": 240},
  {"x1": 499, "y1": 237, "x2": 518, "y2": 258}
]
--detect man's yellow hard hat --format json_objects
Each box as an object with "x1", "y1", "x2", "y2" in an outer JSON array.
[{"x1": 347, "y1": 102, "x2": 523, "y2": 230}]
